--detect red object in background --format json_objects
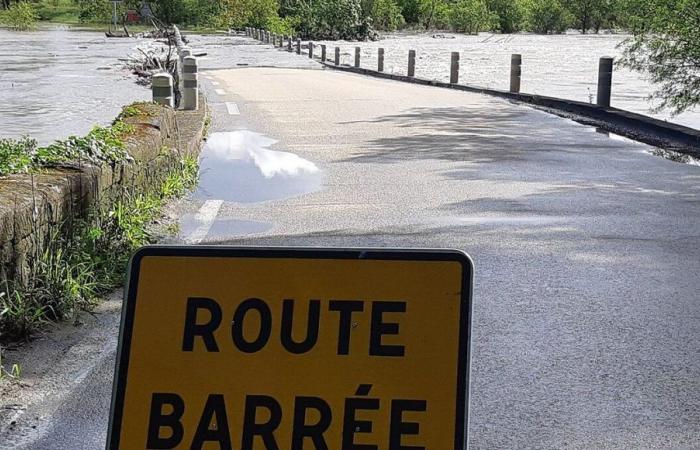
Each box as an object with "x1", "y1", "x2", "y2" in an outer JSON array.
[{"x1": 126, "y1": 10, "x2": 140, "y2": 24}]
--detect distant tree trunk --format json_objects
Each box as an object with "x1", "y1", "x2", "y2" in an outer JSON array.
[{"x1": 425, "y1": 0, "x2": 436, "y2": 29}]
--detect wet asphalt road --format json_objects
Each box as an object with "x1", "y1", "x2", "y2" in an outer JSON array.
[{"x1": 7, "y1": 37, "x2": 700, "y2": 449}]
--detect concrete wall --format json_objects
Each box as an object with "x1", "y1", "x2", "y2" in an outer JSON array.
[{"x1": 0, "y1": 103, "x2": 207, "y2": 288}]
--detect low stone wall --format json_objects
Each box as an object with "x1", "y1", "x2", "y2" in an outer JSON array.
[
  {"x1": 323, "y1": 62, "x2": 700, "y2": 158},
  {"x1": 0, "y1": 102, "x2": 207, "y2": 288}
]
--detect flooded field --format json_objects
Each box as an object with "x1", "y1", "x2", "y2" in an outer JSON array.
[{"x1": 318, "y1": 32, "x2": 700, "y2": 130}]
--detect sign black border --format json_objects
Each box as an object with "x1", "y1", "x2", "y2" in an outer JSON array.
[{"x1": 106, "y1": 245, "x2": 473, "y2": 450}]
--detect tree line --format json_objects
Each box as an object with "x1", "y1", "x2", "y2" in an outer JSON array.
[{"x1": 0, "y1": 0, "x2": 674, "y2": 36}]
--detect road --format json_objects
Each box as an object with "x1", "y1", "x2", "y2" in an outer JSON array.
[{"x1": 3, "y1": 37, "x2": 700, "y2": 449}]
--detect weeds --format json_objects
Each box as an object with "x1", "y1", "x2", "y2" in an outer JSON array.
[
  {"x1": 0, "y1": 107, "x2": 200, "y2": 344},
  {"x1": 0, "y1": 349, "x2": 21, "y2": 381},
  {"x1": 0, "y1": 109, "x2": 135, "y2": 177},
  {"x1": 0, "y1": 137, "x2": 37, "y2": 176}
]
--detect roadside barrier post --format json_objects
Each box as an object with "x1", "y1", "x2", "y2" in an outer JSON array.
[
  {"x1": 287, "y1": 36, "x2": 292, "y2": 52},
  {"x1": 335, "y1": 47, "x2": 340, "y2": 65},
  {"x1": 450, "y1": 52, "x2": 459, "y2": 84},
  {"x1": 296, "y1": 38, "x2": 301, "y2": 54},
  {"x1": 179, "y1": 47, "x2": 192, "y2": 63},
  {"x1": 378, "y1": 48, "x2": 384, "y2": 72},
  {"x1": 321, "y1": 44, "x2": 327, "y2": 62},
  {"x1": 510, "y1": 54, "x2": 522, "y2": 93},
  {"x1": 152, "y1": 73, "x2": 174, "y2": 108},
  {"x1": 408, "y1": 50, "x2": 416, "y2": 77},
  {"x1": 279, "y1": 35, "x2": 284, "y2": 48},
  {"x1": 309, "y1": 42, "x2": 314, "y2": 58},
  {"x1": 597, "y1": 57, "x2": 613, "y2": 108},
  {"x1": 182, "y1": 56, "x2": 198, "y2": 111},
  {"x1": 355, "y1": 47, "x2": 360, "y2": 68}
]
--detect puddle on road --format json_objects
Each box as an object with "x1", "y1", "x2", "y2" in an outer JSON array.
[
  {"x1": 179, "y1": 131, "x2": 322, "y2": 242},
  {"x1": 193, "y1": 131, "x2": 322, "y2": 202}
]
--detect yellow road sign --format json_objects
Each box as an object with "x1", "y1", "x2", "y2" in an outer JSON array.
[{"x1": 108, "y1": 246, "x2": 473, "y2": 449}]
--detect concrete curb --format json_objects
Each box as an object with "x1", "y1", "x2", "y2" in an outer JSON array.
[{"x1": 321, "y1": 61, "x2": 700, "y2": 158}]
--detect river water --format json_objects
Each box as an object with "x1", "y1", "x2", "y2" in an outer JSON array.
[
  {"x1": 318, "y1": 32, "x2": 700, "y2": 130},
  {"x1": 0, "y1": 28, "x2": 698, "y2": 146},
  {"x1": 0, "y1": 27, "x2": 151, "y2": 145}
]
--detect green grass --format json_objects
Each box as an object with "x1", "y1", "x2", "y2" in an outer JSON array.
[{"x1": 0, "y1": 120, "x2": 133, "y2": 177}]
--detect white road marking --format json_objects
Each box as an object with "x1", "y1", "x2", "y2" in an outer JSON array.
[
  {"x1": 215, "y1": 88, "x2": 226, "y2": 95},
  {"x1": 211, "y1": 81, "x2": 220, "y2": 86},
  {"x1": 225, "y1": 102, "x2": 240, "y2": 115},
  {"x1": 186, "y1": 200, "x2": 224, "y2": 244}
]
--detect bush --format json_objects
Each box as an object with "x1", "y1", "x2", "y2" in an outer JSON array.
[
  {"x1": 369, "y1": 0, "x2": 404, "y2": 31},
  {"x1": 449, "y1": 0, "x2": 490, "y2": 34},
  {"x1": 0, "y1": 137, "x2": 36, "y2": 176},
  {"x1": 523, "y1": 0, "x2": 569, "y2": 34},
  {"x1": 78, "y1": 0, "x2": 112, "y2": 23},
  {"x1": 420, "y1": 0, "x2": 450, "y2": 29},
  {"x1": 0, "y1": 2, "x2": 38, "y2": 30},
  {"x1": 486, "y1": 0, "x2": 525, "y2": 33}
]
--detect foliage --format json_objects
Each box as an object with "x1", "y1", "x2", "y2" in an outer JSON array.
[
  {"x1": 523, "y1": 0, "x2": 569, "y2": 34},
  {"x1": 0, "y1": 2, "x2": 38, "y2": 30},
  {"x1": 486, "y1": 0, "x2": 525, "y2": 33},
  {"x1": 0, "y1": 137, "x2": 36, "y2": 176},
  {"x1": 33, "y1": 0, "x2": 80, "y2": 22},
  {"x1": 77, "y1": 0, "x2": 111, "y2": 23},
  {"x1": 34, "y1": 123, "x2": 134, "y2": 168},
  {"x1": 449, "y1": 0, "x2": 490, "y2": 34},
  {"x1": 291, "y1": 0, "x2": 372, "y2": 39},
  {"x1": 618, "y1": 0, "x2": 700, "y2": 114},
  {"x1": 419, "y1": 0, "x2": 450, "y2": 29},
  {"x1": 397, "y1": 0, "x2": 420, "y2": 24},
  {"x1": 0, "y1": 122, "x2": 133, "y2": 177},
  {"x1": 563, "y1": 0, "x2": 613, "y2": 33},
  {"x1": 367, "y1": 0, "x2": 404, "y2": 31}
]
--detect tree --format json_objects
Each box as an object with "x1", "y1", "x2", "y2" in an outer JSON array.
[
  {"x1": 618, "y1": 0, "x2": 700, "y2": 114},
  {"x1": 397, "y1": 0, "x2": 420, "y2": 24},
  {"x1": 419, "y1": 0, "x2": 449, "y2": 29},
  {"x1": 564, "y1": 0, "x2": 615, "y2": 33},
  {"x1": 449, "y1": 0, "x2": 490, "y2": 34},
  {"x1": 0, "y1": 1, "x2": 38, "y2": 29},
  {"x1": 367, "y1": 0, "x2": 404, "y2": 31},
  {"x1": 487, "y1": 0, "x2": 525, "y2": 33},
  {"x1": 523, "y1": 0, "x2": 569, "y2": 34}
]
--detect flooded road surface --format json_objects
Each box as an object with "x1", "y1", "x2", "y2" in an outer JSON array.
[
  {"x1": 319, "y1": 32, "x2": 700, "y2": 130},
  {"x1": 0, "y1": 27, "x2": 151, "y2": 144},
  {"x1": 179, "y1": 130, "x2": 323, "y2": 242},
  {"x1": 193, "y1": 131, "x2": 322, "y2": 202}
]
